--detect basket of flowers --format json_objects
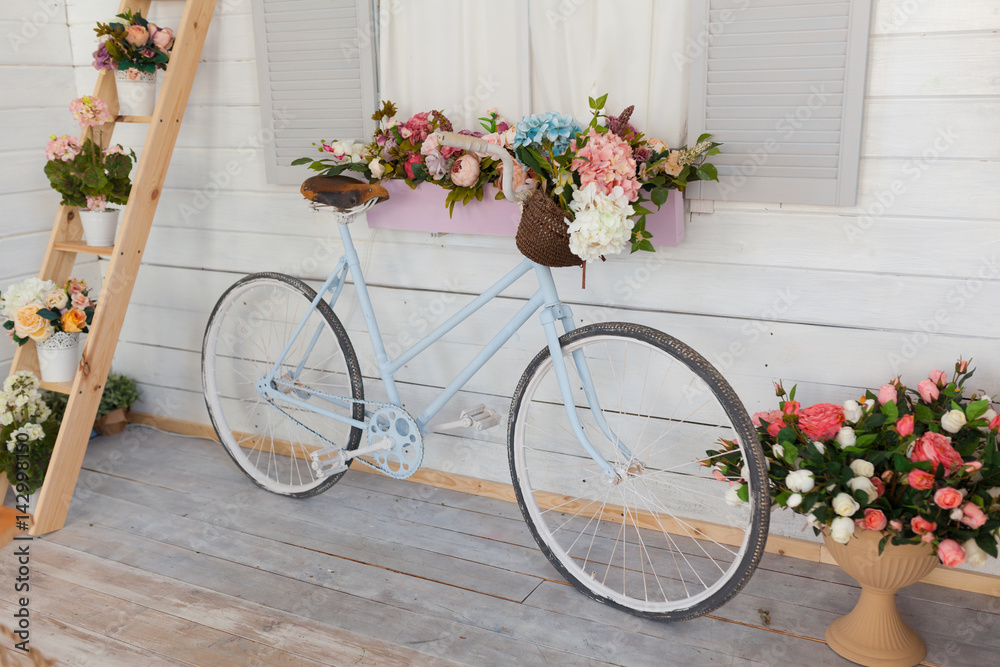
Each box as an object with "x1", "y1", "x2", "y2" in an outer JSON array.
[{"x1": 295, "y1": 95, "x2": 720, "y2": 266}]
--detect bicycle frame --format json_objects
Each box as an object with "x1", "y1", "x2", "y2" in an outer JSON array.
[{"x1": 258, "y1": 222, "x2": 630, "y2": 479}]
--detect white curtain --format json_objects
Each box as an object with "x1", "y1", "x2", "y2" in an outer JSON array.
[{"x1": 380, "y1": 0, "x2": 690, "y2": 146}]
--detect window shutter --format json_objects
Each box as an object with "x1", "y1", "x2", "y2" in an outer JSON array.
[
  {"x1": 251, "y1": 0, "x2": 378, "y2": 185},
  {"x1": 686, "y1": 0, "x2": 872, "y2": 206}
]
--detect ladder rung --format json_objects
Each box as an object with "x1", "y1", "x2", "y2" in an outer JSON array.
[
  {"x1": 40, "y1": 380, "x2": 72, "y2": 395},
  {"x1": 117, "y1": 115, "x2": 152, "y2": 123},
  {"x1": 53, "y1": 241, "x2": 114, "y2": 255}
]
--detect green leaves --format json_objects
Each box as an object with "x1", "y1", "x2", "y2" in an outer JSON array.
[
  {"x1": 650, "y1": 186, "x2": 670, "y2": 207},
  {"x1": 588, "y1": 94, "x2": 609, "y2": 111},
  {"x1": 880, "y1": 399, "x2": 898, "y2": 422},
  {"x1": 967, "y1": 399, "x2": 989, "y2": 421},
  {"x1": 913, "y1": 403, "x2": 935, "y2": 424},
  {"x1": 736, "y1": 484, "x2": 749, "y2": 503}
]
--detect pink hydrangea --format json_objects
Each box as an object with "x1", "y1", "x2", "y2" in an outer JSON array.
[
  {"x1": 70, "y1": 96, "x2": 114, "y2": 128},
  {"x1": 570, "y1": 129, "x2": 639, "y2": 202},
  {"x1": 404, "y1": 112, "x2": 433, "y2": 142},
  {"x1": 45, "y1": 134, "x2": 81, "y2": 162}
]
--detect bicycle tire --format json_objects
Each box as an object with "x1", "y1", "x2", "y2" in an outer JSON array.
[
  {"x1": 508, "y1": 322, "x2": 768, "y2": 620},
  {"x1": 202, "y1": 272, "x2": 365, "y2": 497}
]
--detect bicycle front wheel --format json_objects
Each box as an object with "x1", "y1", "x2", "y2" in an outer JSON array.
[
  {"x1": 508, "y1": 322, "x2": 768, "y2": 621},
  {"x1": 202, "y1": 273, "x2": 365, "y2": 497}
]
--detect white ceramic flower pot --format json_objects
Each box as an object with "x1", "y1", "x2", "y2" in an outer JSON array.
[
  {"x1": 35, "y1": 332, "x2": 81, "y2": 384},
  {"x1": 115, "y1": 68, "x2": 157, "y2": 116},
  {"x1": 79, "y1": 208, "x2": 120, "y2": 246}
]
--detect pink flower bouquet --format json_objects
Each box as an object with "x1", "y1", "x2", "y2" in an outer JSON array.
[
  {"x1": 706, "y1": 360, "x2": 1000, "y2": 568},
  {"x1": 93, "y1": 10, "x2": 173, "y2": 74}
]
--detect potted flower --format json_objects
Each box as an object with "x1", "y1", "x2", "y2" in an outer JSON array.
[
  {"x1": 0, "y1": 372, "x2": 63, "y2": 510},
  {"x1": 705, "y1": 361, "x2": 1000, "y2": 666},
  {"x1": 294, "y1": 96, "x2": 720, "y2": 265},
  {"x1": 0, "y1": 278, "x2": 96, "y2": 383},
  {"x1": 94, "y1": 373, "x2": 140, "y2": 436},
  {"x1": 45, "y1": 96, "x2": 135, "y2": 246},
  {"x1": 93, "y1": 10, "x2": 175, "y2": 116}
]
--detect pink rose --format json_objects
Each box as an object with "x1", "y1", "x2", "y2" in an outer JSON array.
[
  {"x1": 403, "y1": 153, "x2": 424, "y2": 179},
  {"x1": 419, "y1": 133, "x2": 439, "y2": 156},
  {"x1": 990, "y1": 413, "x2": 1000, "y2": 432},
  {"x1": 957, "y1": 359, "x2": 969, "y2": 373},
  {"x1": 862, "y1": 508, "x2": 887, "y2": 531},
  {"x1": 933, "y1": 487, "x2": 963, "y2": 510},
  {"x1": 922, "y1": 533, "x2": 935, "y2": 543},
  {"x1": 964, "y1": 461, "x2": 983, "y2": 473},
  {"x1": 911, "y1": 431, "x2": 963, "y2": 475},
  {"x1": 751, "y1": 410, "x2": 784, "y2": 438},
  {"x1": 911, "y1": 516, "x2": 937, "y2": 535},
  {"x1": 798, "y1": 403, "x2": 845, "y2": 441},
  {"x1": 125, "y1": 24, "x2": 149, "y2": 47},
  {"x1": 151, "y1": 27, "x2": 174, "y2": 50},
  {"x1": 929, "y1": 369, "x2": 947, "y2": 386},
  {"x1": 782, "y1": 400, "x2": 801, "y2": 416},
  {"x1": 878, "y1": 384, "x2": 897, "y2": 405},
  {"x1": 871, "y1": 477, "x2": 885, "y2": 498},
  {"x1": 960, "y1": 502, "x2": 987, "y2": 529},
  {"x1": 711, "y1": 469, "x2": 727, "y2": 483},
  {"x1": 917, "y1": 379, "x2": 940, "y2": 402},
  {"x1": 495, "y1": 159, "x2": 536, "y2": 194},
  {"x1": 71, "y1": 292, "x2": 90, "y2": 310},
  {"x1": 937, "y1": 539, "x2": 966, "y2": 568},
  {"x1": 450, "y1": 154, "x2": 481, "y2": 188},
  {"x1": 895, "y1": 414, "x2": 914, "y2": 437},
  {"x1": 889, "y1": 519, "x2": 903, "y2": 532},
  {"x1": 907, "y1": 469, "x2": 935, "y2": 490}
]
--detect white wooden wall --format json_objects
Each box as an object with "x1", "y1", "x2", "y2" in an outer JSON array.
[{"x1": 5, "y1": 1, "x2": 1000, "y2": 567}]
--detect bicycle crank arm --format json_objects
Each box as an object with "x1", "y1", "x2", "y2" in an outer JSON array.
[{"x1": 309, "y1": 438, "x2": 393, "y2": 479}]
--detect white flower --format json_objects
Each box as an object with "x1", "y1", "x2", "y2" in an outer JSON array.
[
  {"x1": 23, "y1": 423, "x2": 44, "y2": 441},
  {"x1": 772, "y1": 444, "x2": 785, "y2": 459},
  {"x1": 811, "y1": 441, "x2": 826, "y2": 455},
  {"x1": 786, "y1": 493, "x2": 802, "y2": 508},
  {"x1": 963, "y1": 539, "x2": 988, "y2": 567},
  {"x1": 741, "y1": 465, "x2": 750, "y2": 482},
  {"x1": 832, "y1": 492, "x2": 860, "y2": 517},
  {"x1": 369, "y1": 157, "x2": 385, "y2": 179},
  {"x1": 805, "y1": 512, "x2": 822, "y2": 529},
  {"x1": 849, "y1": 460, "x2": 875, "y2": 478},
  {"x1": 786, "y1": 469, "x2": 815, "y2": 493},
  {"x1": 842, "y1": 400, "x2": 863, "y2": 423},
  {"x1": 988, "y1": 487, "x2": 1000, "y2": 500},
  {"x1": 950, "y1": 508, "x2": 964, "y2": 522},
  {"x1": 0, "y1": 412, "x2": 11, "y2": 427},
  {"x1": 984, "y1": 408, "x2": 997, "y2": 423},
  {"x1": 847, "y1": 476, "x2": 878, "y2": 503},
  {"x1": 566, "y1": 183, "x2": 635, "y2": 262},
  {"x1": 0, "y1": 278, "x2": 58, "y2": 320},
  {"x1": 830, "y1": 516, "x2": 856, "y2": 544},
  {"x1": 724, "y1": 485, "x2": 745, "y2": 507},
  {"x1": 835, "y1": 426, "x2": 856, "y2": 448},
  {"x1": 941, "y1": 409, "x2": 967, "y2": 434}
]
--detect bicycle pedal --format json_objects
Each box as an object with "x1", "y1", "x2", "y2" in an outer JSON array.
[
  {"x1": 461, "y1": 404, "x2": 502, "y2": 431},
  {"x1": 310, "y1": 446, "x2": 348, "y2": 478}
]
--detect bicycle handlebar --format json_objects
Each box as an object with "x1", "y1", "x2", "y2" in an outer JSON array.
[{"x1": 434, "y1": 131, "x2": 518, "y2": 203}]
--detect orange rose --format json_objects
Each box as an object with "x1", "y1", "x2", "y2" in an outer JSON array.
[
  {"x1": 60, "y1": 308, "x2": 88, "y2": 333},
  {"x1": 14, "y1": 304, "x2": 53, "y2": 341}
]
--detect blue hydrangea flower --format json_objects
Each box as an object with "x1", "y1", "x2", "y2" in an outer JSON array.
[{"x1": 512, "y1": 112, "x2": 584, "y2": 155}]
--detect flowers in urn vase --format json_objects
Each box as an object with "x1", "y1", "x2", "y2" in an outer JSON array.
[
  {"x1": 93, "y1": 10, "x2": 174, "y2": 74},
  {"x1": 705, "y1": 360, "x2": 1000, "y2": 568},
  {"x1": 44, "y1": 96, "x2": 135, "y2": 211},
  {"x1": 1, "y1": 278, "x2": 96, "y2": 346}
]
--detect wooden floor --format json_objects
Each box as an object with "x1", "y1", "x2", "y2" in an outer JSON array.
[{"x1": 1, "y1": 427, "x2": 997, "y2": 666}]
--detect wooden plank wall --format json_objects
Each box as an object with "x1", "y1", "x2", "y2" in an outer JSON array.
[{"x1": 6, "y1": 0, "x2": 995, "y2": 579}]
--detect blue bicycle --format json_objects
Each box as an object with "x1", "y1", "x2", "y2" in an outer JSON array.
[{"x1": 201, "y1": 132, "x2": 769, "y2": 620}]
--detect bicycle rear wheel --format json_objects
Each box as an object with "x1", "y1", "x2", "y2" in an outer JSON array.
[
  {"x1": 202, "y1": 272, "x2": 364, "y2": 497},
  {"x1": 508, "y1": 322, "x2": 768, "y2": 620}
]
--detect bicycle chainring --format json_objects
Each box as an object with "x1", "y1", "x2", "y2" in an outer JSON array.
[{"x1": 365, "y1": 406, "x2": 423, "y2": 479}]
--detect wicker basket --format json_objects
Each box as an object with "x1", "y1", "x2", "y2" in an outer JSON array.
[{"x1": 515, "y1": 189, "x2": 582, "y2": 267}]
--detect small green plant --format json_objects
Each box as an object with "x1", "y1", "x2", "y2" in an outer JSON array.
[
  {"x1": 98, "y1": 373, "x2": 140, "y2": 417},
  {"x1": 0, "y1": 372, "x2": 66, "y2": 495}
]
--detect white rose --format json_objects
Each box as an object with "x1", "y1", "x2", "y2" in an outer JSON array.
[
  {"x1": 786, "y1": 469, "x2": 815, "y2": 493},
  {"x1": 842, "y1": 400, "x2": 863, "y2": 423},
  {"x1": 725, "y1": 485, "x2": 745, "y2": 507},
  {"x1": 835, "y1": 426, "x2": 856, "y2": 448},
  {"x1": 805, "y1": 512, "x2": 822, "y2": 529},
  {"x1": 786, "y1": 493, "x2": 802, "y2": 508},
  {"x1": 950, "y1": 508, "x2": 964, "y2": 522},
  {"x1": 772, "y1": 444, "x2": 785, "y2": 459},
  {"x1": 984, "y1": 408, "x2": 997, "y2": 423},
  {"x1": 963, "y1": 539, "x2": 988, "y2": 567},
  {"x1": 988, "y1": 487, "x2": 1000, "y2": 499},
  {"x1": 849, "y1": 459, "x2": 875, "y2": 478},
  {"x1": 830, "y1": 516, "x2": 856, "y2": 544},
  {"x1": 941, "y1": 409, "x2": 967, "y2": 434},
  {"x1": 832, "y1": 492, "x2": 860, "y2": 517},
  {"x1": 369, "y1": 158, "x2": 385, "y2": 179},
  {"x1": 847, "y1": 476, "x2": 878, "y2": 503},
  {"x1": 741, "y1": 465, "x2": 750, "y2": 482},
  {"x1": 811, "y1": 441, "x2": 826, "y2": 455}
]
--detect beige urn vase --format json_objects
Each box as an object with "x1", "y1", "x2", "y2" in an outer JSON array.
[{"x1": 822, "y1": 529, "x2": 938, "y2": 667}]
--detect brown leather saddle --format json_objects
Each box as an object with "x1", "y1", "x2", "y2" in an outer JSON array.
[{"x1": 300, "y1": 174, "x2": 389, "y2": 210}]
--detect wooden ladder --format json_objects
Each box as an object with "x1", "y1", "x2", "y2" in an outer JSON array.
[{"x1": 2, "y1": 0, "x2": 217, "y2": 535}]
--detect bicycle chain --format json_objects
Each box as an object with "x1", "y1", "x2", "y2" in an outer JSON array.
[{"x1": 266, "y1": 380, "x2": 423, "y2": 479}]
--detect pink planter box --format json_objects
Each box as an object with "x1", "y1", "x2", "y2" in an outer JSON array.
[{"x1": 366, "y1": 180, "x2": 685, "y2": 247}]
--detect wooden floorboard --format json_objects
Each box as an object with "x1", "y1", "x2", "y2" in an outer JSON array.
[{"x1": 0, "y1": 427, "x2": 994, "y2": 665}]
